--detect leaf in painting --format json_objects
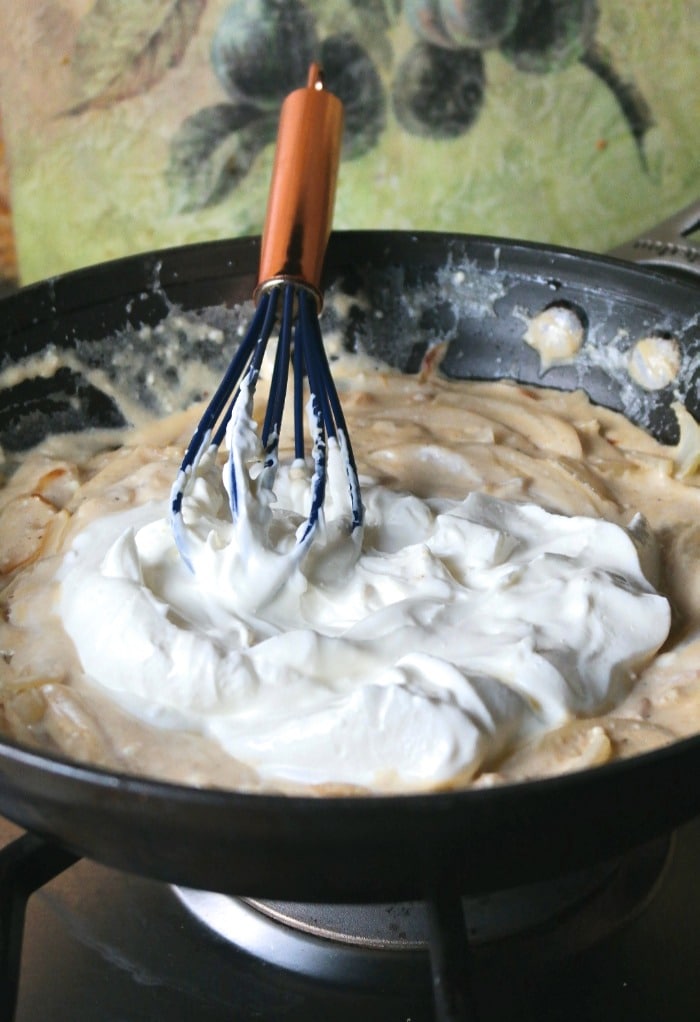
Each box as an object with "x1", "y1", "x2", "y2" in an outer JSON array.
[
  {"x1": 166, "y1": 102, "x2": 276, "y2": 212},
  {"x1": 66, "y1": 0, "x2": 207, "y2": 114}
]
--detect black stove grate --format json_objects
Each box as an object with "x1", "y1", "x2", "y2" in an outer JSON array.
[
  {"x1": 0, "y1": 831, "x2": 482, "y2": 1021},
  {"x1": 0, "y1": 833, "x2": 79, "y2": 1021},
  {"x1": 0, "y1": 823, "x2": 678, "y2": 1022}
]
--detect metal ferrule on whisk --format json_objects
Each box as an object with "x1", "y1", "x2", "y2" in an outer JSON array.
[{"x1": 253, "y1": 63, "x2": 344, "y2": 312}]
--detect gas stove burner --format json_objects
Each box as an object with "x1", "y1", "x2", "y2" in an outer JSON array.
[
  {"x1": 174, "y1": 834, "x2": 671, "y2": 989},
  {"x1": 5, "y1": 815, "x2": 700, "y2": 1022}
]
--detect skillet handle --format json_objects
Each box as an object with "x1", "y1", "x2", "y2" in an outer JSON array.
[{"x1": 608, "y1": 199, "x2": 700, "y2": 278}]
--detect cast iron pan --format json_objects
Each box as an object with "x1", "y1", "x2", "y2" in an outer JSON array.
[{"x1": 1, "y1": 231, "x2": 699, "y2": 901}]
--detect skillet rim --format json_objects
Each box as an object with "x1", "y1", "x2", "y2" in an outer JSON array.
[{"x1": 1, "y1": 229, "x2": 699, "y2": 897}]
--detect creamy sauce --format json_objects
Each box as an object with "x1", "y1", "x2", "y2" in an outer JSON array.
[{"x1": 2, "y1": 359, "x2": 700, "y2": 794}]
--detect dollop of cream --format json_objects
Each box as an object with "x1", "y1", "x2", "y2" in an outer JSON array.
[
  {"x1": 58, "y1": 422, "x2": 671, "y2": 792},
  {"x1": 628, "y1": 335, "x2": 681, "y2": 391},
  {"x1": 524, "y1": 305, "x2": 585, "y2": 371}
]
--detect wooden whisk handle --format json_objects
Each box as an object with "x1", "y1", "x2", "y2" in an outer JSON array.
[{"x1": 254, "y1": 64, "x2": 344, "y2": 311}]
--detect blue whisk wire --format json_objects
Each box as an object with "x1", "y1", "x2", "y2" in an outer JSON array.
[{"x1": 170, "y1": 282, "x2": 364, "y2": 567}]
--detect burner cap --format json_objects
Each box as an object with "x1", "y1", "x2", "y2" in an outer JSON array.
[{"x1": 174, "y1": 835, "x2": 671, "y2": 989}]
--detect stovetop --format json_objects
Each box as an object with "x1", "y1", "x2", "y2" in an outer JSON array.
[{"x1": 3, "y1": 811, "x2": 700, "y2": 1021}]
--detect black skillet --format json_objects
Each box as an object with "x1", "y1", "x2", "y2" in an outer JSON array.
[{"x1": 0, "y1": 229, "x2": 699, "y2": 902}]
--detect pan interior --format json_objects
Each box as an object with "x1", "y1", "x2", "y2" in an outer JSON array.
[{"x1": 0, "y1": 233, "x2": 699, "y2": 897}]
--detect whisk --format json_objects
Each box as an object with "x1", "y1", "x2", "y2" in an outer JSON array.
[{"x1": 170, "y1": 64, "x2": 364, "y2": 573}]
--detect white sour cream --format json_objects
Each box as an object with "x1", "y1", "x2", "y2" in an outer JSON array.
[{"x1": 58, "y1": 408, "x2": 670, "y2": 793}]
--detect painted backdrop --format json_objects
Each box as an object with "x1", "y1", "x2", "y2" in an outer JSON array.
[{"x1": 0, "y1": 0, "x2": 698, "y2": 283}]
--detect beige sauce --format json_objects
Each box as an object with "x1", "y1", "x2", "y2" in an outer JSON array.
[{"x1": 1, "y1": 363, "x2": 700, "y2": 793}]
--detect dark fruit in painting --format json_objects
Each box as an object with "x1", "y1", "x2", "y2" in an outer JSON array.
[
  {"x1": 392, "y1": 41, "x2": 485, "y2": 137},
  {"x1": 211, "y1": 0, "x2": 319, "y2": 107}
]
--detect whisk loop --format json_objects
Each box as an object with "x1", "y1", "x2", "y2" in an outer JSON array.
[{"x1": 170, "y1": 280, "x2": 364, "y2": 572}]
